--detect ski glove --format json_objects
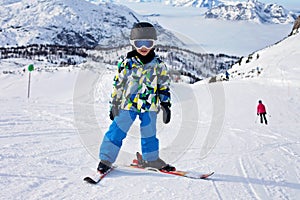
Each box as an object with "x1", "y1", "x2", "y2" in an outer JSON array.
[
  {"x1": 160, "y1": 102, "x2": 171, "y2": 124},
  {"x1": 109, "y1": 104, "x2": 119, "y2": 121}
]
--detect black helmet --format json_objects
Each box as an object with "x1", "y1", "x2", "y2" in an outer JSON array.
[
  {"x1": 130, "y1": 22, "x2": 157, "y2": 40},
  {"x1": 258, "y1": 100, "x2": 262, "y2": 103}
]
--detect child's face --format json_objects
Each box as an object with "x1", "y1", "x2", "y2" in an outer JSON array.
[
  {"x1": 131, "y1": 39, "x2": 155, "y2": 56},
  {"x1": 136, "y1": 47, "x2": 151, "y2": 56}
]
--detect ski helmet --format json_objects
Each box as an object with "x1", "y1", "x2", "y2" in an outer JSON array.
[{"x1": 130, "y1": 22, "x2": 157, "y2": 40}]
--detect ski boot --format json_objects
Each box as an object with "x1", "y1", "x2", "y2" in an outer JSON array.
[
  {"x1": 97, "y1": 160, "x2": 112, "y2": 174},
  {"x1": 136, "y1": 152, "x2": 176, "y2": 172}
]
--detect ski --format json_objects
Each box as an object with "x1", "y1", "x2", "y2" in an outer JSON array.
[
  {"x1": 83, "y1": 166, "x2": 115, "y2": 184},
  {"x1": 84, "y1": 152, "x2": 214, "y2": 184},
  {"x1": 129, "y1": 162, "x2": 214, "y2": 179},
  {"x1": 130, "y1": 152, "x2": 214, "y2": 179}
]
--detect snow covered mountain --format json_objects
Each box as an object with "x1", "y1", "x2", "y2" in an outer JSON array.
[
  {"x1": 198, "y1": 0, "x2": 222, "y2": 9},
  {"x1": 0, "y1": 0, "x2": 182, "y2": 47},
  {"x1": 205, "y1": 0, "x2": 297, "y2": 24},
  {"x1": 87, "y1": 0, "x2": 222, "y2": 8},
  {"x1": 165, "y1": 0, "x2": 222, "y2": 8},
  {"x1": 86, "y1": 0, "x2": 297, "y2": 24},
  {"x1": 0, "y1": 0, "x2": 241, "y2": 82}
]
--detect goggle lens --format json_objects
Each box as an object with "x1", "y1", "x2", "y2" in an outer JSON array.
[{"x1": 131, "y1": 40, "x2": 155, "y2": 49}]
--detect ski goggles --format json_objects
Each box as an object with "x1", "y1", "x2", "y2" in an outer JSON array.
[{"x1": 130, "y1": 39, "x2": 155, "y2": 49}]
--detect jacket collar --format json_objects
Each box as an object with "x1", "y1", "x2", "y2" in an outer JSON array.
[{"x1": 126, "y1": 49, "x2": 156, "y2": 65}]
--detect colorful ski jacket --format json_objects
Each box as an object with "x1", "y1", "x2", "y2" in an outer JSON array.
[
  {"x1": 257, "y1": 103, "x2": 266, "y2": 114},
  {"x1": 110, "y1": 50, "x2": 171, "y2": 113}
]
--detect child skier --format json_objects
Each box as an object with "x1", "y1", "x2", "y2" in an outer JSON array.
[
  {"x1": 257, "y1": 100, "x2": 268, "y2": 125},
  {"x1": 97, "y1": 22, "x2": 175, "y2": 174}
]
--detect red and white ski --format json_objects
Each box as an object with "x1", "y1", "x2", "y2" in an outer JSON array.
[
  {"x1": 84, "y1": 164, "x2": 213, "y2": 185},
  {"x1": 83, "y1": 152, "x2": 214, "y2": 184},
  {"x1": 129, "y1": 152, "x2": 214, "y2": 179},
  {"x1": 129, "y1": 164, "x2": 214, "y2": 179}
]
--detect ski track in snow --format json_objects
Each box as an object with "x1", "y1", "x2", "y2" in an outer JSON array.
[
  {"x1": 0, "y1": 98, "x2": 88, "y2": 200},
  {"x1": 223, "y1": 125, "x2": 300, "y2": 200},
  {"x1": 238, "y1": 156, "x2": 262, "y2": 200}
]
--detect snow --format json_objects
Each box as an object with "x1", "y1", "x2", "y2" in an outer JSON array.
[{"x1": 1, "y1": 1, "x2": 300, "y2": 200}]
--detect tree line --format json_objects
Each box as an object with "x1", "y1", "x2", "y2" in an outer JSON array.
[
  {"x1": 0, "y1": 44, "x2": 240, "y2": 83},
  {"x1": 0, "y1": 44, "x2": 87, "y2": 65}
]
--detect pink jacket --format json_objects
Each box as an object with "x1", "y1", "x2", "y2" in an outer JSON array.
[{"x1": 257, "y1": 103, "x2": 266, "y2": 114}]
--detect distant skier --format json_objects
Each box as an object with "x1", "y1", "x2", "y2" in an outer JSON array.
[
  {"x1": 257, "y1": 100, "x2": 268, "y2": 125},
  {"x1": 225, "y1": 71, "x2": 230, "y2": 80},
  {"x1": 96, "y1": 22, "x2": 175, "y2": 174},
  {"x1": 256, "y1": 66, "x2": 261, "y2": 75}
]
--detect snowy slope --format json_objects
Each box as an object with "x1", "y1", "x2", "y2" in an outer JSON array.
[
  {"x1": 1, "y1": 26, "x2": 300, "y2": 200},
  {"x1": 220, "y1": 33, "x2": 300, "y2": 83}
]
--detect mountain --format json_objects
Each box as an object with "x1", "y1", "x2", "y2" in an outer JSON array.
[
  {"x1": 0, "y1": 0, "x2": 182, "y2": 47},
  {"x1": 86, "y1": 0, "x2": 296, "y2": 24},
  {"x1": 165, "y1": 0, "x2": 222, "y2": 8},
  {"x1": 205, "y1": 0, "x2": 297, "y2": 24},
  {"x1": 87, "y1": 0, "x2": 222, "y2": 8},
  {"x1": 0, "y1": 0, "x2": 240, "y2": 82},
  {"x1": 199, "y1": 0, "x2": 221, "y2": 9}
]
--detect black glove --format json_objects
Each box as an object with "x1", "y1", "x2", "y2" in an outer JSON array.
[
  {"x1": 160, "y1": 102, "x2": 171, "y2": 124},
  {"x1": 109, "y1": 104, "x2": 119, "y2": 121}
]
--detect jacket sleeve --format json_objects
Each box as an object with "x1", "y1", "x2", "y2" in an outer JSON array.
[
  {"x1": 157, "y1": 61, "x2": 171, "y2": 105},
  {"x1": 110, "y1": 59, "x2": 127, "y2": 105}
]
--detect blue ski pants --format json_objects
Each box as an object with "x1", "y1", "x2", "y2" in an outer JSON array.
[{"x1": 99, "y1": 110, "x2": 159, "y2": 163}]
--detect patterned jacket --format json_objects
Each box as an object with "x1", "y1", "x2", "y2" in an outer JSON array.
[{"x1": 111, "y1": 50, "x2": 171, "y2": 113}]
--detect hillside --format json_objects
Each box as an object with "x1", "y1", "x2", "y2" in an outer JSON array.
[
  {"x1": 214, "y1": 32, "x2": 300, "y2": 82},
  {"x1": 0, "y1": 0, "x2": 182, "y2": 47}
]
